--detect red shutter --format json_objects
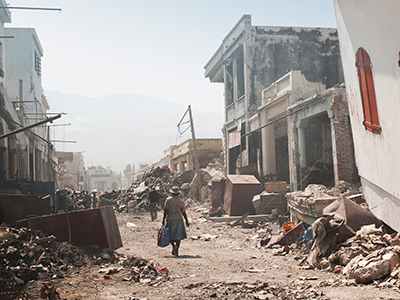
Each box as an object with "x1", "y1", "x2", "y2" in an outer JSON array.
[{"x1": 356, "y1": 48, "x2": 381, "y2": 134}]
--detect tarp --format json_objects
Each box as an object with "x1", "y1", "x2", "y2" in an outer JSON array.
[{"x1": 323, "y1": 196, "x2": 382, "y2": 236}]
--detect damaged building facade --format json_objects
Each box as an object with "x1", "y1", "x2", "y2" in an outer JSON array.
[
  {"x1": 0, "y1": 3, "x2": 57, "y2": 190},
  {"x1": 204, "y1": 15, "x2": 344, "y2": 180},
  {"x1": 259, "y1": 70, "x2": 356, "y2": 191},
  {"x1": 133, "y1": 139, "x2": 222, "y2": 181},
  {"x1": 334, "y1": 0, "x2": 400, "y2": 232},
  {"x1": 171, "y1": 138, "x2": 222, "y2": 173},
  {"x1": 56, "y1": 151, "x2": 87, "y2": 191}
]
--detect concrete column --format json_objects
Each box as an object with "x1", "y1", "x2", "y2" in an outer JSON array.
[
  {"x1": 287, "y1": 116, "x2": 296, "y2": 191},
  {"x1": 298, "y1": 127, "x2": 307, "y2": 168},
  {"x1": 261, "y1": 122, "x2": 276, "y2": 176},
  {"x1": 330, "y1": 117, "x2": 339, "y2": 185},
  {"x1": 224, "y1": 127, "x2": 229, "y2": 175},
  {"x1": 179, "y1": 159, "x2": 185, "y2": 173}
]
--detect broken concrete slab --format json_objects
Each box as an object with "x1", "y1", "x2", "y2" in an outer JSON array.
[{"x1": 351, "y1": 251, "x2": 400, "y2": 284}]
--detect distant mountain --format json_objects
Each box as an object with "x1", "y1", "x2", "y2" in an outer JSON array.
[{"x1": 45, "y1": 91, "x2": 224, "y2": 172}]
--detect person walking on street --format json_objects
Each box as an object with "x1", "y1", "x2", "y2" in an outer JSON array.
[
  {"x1": 148, "y1": 186, "x2": 159, "y2": 221},
  {"x1": 91, "y1": 190, "x2": 98, "y2": 208},
  {"x1": 162, "y1": 186, "x2": 189, "y2": 256}
]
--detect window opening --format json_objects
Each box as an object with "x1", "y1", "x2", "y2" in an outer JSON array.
[
  {"x1": 225, "y1": 63, "x2": 234, "y2": 106},
  {"x1": 236, "y1": 54, "x2": 244, "y2": 99}
]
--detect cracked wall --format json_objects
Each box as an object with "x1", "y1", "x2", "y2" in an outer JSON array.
[{"x1": 246, "y1": 26, "x2": 343, "y2": 114}]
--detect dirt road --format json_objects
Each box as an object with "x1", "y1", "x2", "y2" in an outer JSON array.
[
  {"x1": 26, "y1": 206, "x2": 400, "y2": 299},
  {"x1": 97, "y1": 206, "x2": 399, "y2": 300}
]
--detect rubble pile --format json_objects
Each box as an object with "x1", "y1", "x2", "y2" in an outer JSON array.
[
  {"x1": 0, "y1": 225, "x2": 93, "y2": 282},
  {"x1": 266, "y1": 191, "x2": 400, "y2": 287},
  {"x1": 112, "y1": 162, "x2": 225, "y2": 212},
  {"x1": 328, "y1": 227, "x2": 400, "y2": 285},
  {"x1": 0, "y1": 225, "x2": 164, "y2": 286},
  {"x1": 183, "y1": 280, "x2": 328, "y2": 299},
  {"x1": 189, "y1": 161, "x2": 225, "y2": 202},
  {"x1": 287, "y1": 182, "x2": 361, "y2": 220},
  {"x1": 119, "y1": 255, "x2": 169, "y2": 285},
  {"x1": 110, "y1": 167, "x2": 182, "y2": 212}
]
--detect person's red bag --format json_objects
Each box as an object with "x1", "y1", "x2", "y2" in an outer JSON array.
[{"x1": 157, "y1": 225, "x2": 170, "y2": 247}]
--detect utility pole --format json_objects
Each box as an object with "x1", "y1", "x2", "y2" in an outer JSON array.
[
  {"x1": 188, "y1": 105, "x2": 202, "y2": 201},
  {"x1": 47, "y1": 126, "x2": 52, "y2": 181}
]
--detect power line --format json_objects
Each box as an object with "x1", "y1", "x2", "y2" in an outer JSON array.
[{"x1": 0, "y1": 7, "x2": 62, "y2": 12}]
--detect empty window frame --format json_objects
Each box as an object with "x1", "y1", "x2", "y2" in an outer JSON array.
[
  {"x1": 355, "y1": 47, "x2": 381, "y2": 134},
  {"x1": 225, "y1": 63, "x2": 234, "y2": 106},
  {"x1": 224, "y1": 48, "x2": 245, "y2": 107},
  {"x1": 236, "y1": 54, "x2": 245, "y2": 99}
]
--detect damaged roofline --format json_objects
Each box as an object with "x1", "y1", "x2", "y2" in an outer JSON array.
[{"x1": 243, "y1": 94, "x2": 325, "y2": 138}]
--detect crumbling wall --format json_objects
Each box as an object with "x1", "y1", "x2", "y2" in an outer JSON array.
[
  {"x1": 331, "y1": 89, "x2": 358, "y2": 184},
  {"x1": 246, "y1": 27, "x2": 343, "y2": 113}
]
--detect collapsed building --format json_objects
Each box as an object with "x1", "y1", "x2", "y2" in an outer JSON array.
[{"x1": 204, "y1": 15, "x2": 345, "y2": 180}]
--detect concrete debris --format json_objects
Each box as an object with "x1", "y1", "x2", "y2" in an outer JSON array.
[
  {"x1": 0, "y1": 224, "x2": 167, "y2": 290},
  {"x1": 345, "y1": 249, "x2": 400, "y2": 284},
  {"x1": 109, "y1": 163, "x2": 225, "y2": 213},
  {"x1": 183, "y1": 280, "x2": 328, "y2": 299},
  {"x1": 287, "y1": 181, "x2": 361, "y2": 225},
  {"x1": 273, "y1": 216, "x2": 400, "y2": 286},
  {"x1": 251, "y1": 181, "x2": 400, "y2": 288}
]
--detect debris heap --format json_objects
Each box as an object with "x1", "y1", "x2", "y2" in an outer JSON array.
[
  {"x1": 263, "y1": 181, "x2": 400, "y2": 287},
  {"x1": 0, "y1": 225, "x2": 164, "y2": 285},
  {"x1": 111, "y1": 161, "x2": 225, "y2": 212}
]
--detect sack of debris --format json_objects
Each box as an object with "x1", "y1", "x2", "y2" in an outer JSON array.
[{"x1": 157, "y1": 226, "x2": 170, "y2": 247}]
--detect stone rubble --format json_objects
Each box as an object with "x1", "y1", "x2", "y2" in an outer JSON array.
[
  {"x1": 0, "y1": 224, "x2": 167, "y2": 295},
  {"x1": 109, "y1": 160, "x2": 224, "y2": 212}
]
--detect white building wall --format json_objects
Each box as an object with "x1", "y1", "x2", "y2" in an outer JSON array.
[
  {"x1": 3, "y1": 27, "x2": 48, "y2": 181},
  {"x1": 334, "y1": 0, "x2": 400, "y2": 230},
  {"x1": 4, "y1": 28, "x2": 45, "y2": 123}
]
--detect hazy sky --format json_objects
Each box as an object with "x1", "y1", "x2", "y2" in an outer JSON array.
[
  {"x1": 8, "y1": 0, "x2": 336, "y2": 113},
  {"x1": 7, "y1": 1, "x2": 337, "y2": 172}
]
